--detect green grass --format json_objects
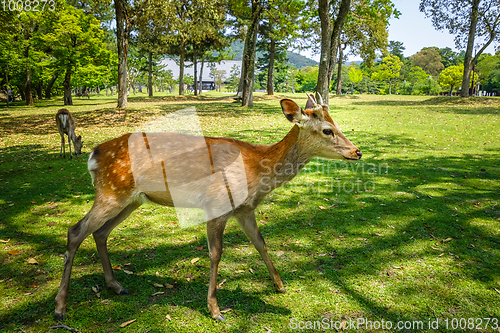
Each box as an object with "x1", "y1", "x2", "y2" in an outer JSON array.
[{"x1": 0, "y1": 92, "x2": 499, "y2": 332}]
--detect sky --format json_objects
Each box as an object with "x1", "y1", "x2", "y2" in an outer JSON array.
[{"x1": 301, "y1": 0, "x2": 497, "y2": 62}]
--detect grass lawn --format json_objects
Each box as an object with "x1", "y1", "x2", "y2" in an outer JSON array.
[{"x1": 0, "y1": 92, "x2": 499, "y2": 332}]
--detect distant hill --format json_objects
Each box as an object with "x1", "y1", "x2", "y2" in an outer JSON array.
[{"x1": 229, "y1": 41, "x2": 318, "y2": 69}]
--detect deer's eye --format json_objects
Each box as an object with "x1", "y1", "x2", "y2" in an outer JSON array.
[{"x1": 322, "y1": 129, "x2": 334, "y2": 136}]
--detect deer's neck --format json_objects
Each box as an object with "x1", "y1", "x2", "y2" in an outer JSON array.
[{"x1": 259, "y1": 125, "x2": 312, "y2": 191}]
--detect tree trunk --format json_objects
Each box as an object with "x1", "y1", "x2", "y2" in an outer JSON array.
[
  {"x1": 267, "y1": 36, "x2": 275, "y2": 95},
  {"x1": 179, "y1": 44, "x2": 185, "y2": 96},
  {"x1": 5, "y1": 71, "x2": 9, "y2": 108},
  {"x1": 388, "y1": 79, "x2": 392, "y2": 95},
  {"x1": 317, "y1": 0, "x2": 331, "y2": 101},
  {"x1": 317, "y1": 0, "x2": 351, "y2": 105},
  {"x1": 18, "y1": 85, "x2": 25, "y2": 101},
  {"x1": 24, "y1": 67, "x2": 34, "y2": 106},
  {"x1": 115, "y1": 0, "x2": 129, "y2": 108},
  {"x1": 241, "y1": 0, "x2": 263, "y2": 107},
  {"x1": 336, "y1": 43, "x2": 343, "y2": 95},
  {"x1": 193, "y1": 57, "x2": 198, "y2": 96},
  {"x1": 37, "y1": 81, "x2": 43, "y2": 99},
  {"x1": 63, "y1": 70, "x2": 73, "y2": 105},
  {"x1": 199, "y1": 58, "x2": 204, "y2": 94},
  {"x1": 460, "y1": 0, "x2": 480, "y2": 97},
  {"x1": 45, "y1": 75, "x2": 57, "y2": 99},
  {"x1": 148, "y1": 51, "x2": 153, "y2": 97}
]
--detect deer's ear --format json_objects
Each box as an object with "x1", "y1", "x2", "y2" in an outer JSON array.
[{"x1": 281, "y1": 99, "x2": 306, "y2": 125}]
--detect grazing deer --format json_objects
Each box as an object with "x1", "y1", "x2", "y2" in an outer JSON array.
[
  {"x1": 56, "y1": 109, "x2": 83, "y2": 159},
  {"x1": 54, "y1": 94, "x2": 361, "y2": 321}
]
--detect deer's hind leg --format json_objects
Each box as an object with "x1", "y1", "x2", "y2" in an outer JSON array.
[
  {"x1": 54, "y1": 197, "x2": 135, "y2": 320},
  {"x1": 206, "y1": 216, "x2": 230, "y2": 321},
  {"x1": 92, "y1": 200, "x2": 143, "y2": 295},
  {"x1": 59, "y1": 132, "x2": 65, "y2": 158}
]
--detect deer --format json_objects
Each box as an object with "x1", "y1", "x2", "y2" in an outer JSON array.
[
  {"x1": 56, "y1": 109, "x2": 83, "y2": 159},
  {"x1": 54, "y1": 94, "x2": 362, "y2": 321}
]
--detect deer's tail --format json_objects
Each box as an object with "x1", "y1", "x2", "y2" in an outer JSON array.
[{"x1": 88, "y1": 149, "x2": 98, "y2": 186}]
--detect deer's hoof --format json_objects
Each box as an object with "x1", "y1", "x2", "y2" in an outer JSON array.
[
  {"x1": 119, "y1": 288, "x2": 128, "y2": 295},
  {"x1": 54, "y1": 311, "x2": 65, "y2": 321},
  {"x1": 215, "y1": 313, "x2": 226, "y2": 322}
]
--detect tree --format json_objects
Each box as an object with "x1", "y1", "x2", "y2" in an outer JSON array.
[
  {"x1": 296, "y1": 66, "x2": 319, "y2": 92},
  {"x1": 483, "y1": 68, "x2": 500, "y2": 93},
  {"x1": 342, "y1": 0, "x2": 400, "y2": 67},
  {"x1": 15, "y1": 11, "x2": 47, "y2": 106},
  {"x1": 41, "y1": 4, "x2": 110, "y2": 105},
  {"x1": 438, "y1": 65, "x2": 463, "y2": 95},
  {"x1": 114, "y1": 0, "x2": 144, "y2": 108},
  {"x1": 420, "y1": 0, "x2": 500, "y2": 97},
  {"x1": 371, "y1": 54, "x2": 402, "y2": 94},
  {"x1": 476, "y1": 52, "x2": 500, "y2": 83},
  {"x1": 389, "y1": 40, "x2": 406, "y2": 60},
  {"x1": 411, "y1": 47, "x2": 445, "y2": 77},
  {"x1": 347, "y1": 65, "x2": 363, "y2": 94},
  {"x1": 226, "y1": 64, "x2": 240, "y2": 92},
  {"x1": 316, "y1": 0, "x2": 352, "y2": 105},
  {"x1": 315, "y1": 0, "x2": 398, "y2": 103},
  {"x1": 438, "y1": 47, "x2": 462, "y2": 68},
  {"x1": 239, "y1": 0, "x2": 263, "y2": 106},
  {"x1": 407, "y1": 66, "x2": 428, "y2": 91},
  {"x1": 160, "y1": 0, "x2": 226, "y2": 96},
  {"x1": 209, "y1": 65, "x2": 226, "y2": 92},
  {"x1": 0, "y1": 12, "x2": 19, "y2": 107},
  {"x1": 257, "y1": 0, "x2": 305, "y2": 96}
]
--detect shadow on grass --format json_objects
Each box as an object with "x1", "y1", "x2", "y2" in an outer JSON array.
[
  {"x1": 0, "y1": 100, "x2": 283, "y2": 136},
  {"x1": 351, "y1": 96, "x2": 500, "y2": 115}
]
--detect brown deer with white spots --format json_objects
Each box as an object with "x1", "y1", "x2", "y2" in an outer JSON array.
[
  {"x1": 54, "y1": 94, "x2": 362, "y2": 321},
  {"x1": 56, "y1": 109, "x2": 83, "y2": 159}
]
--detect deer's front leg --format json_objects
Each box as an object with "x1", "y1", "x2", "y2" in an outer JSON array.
[
  {"x1": 206, "y1": 218, "x2": 228, "y2": 321},
  {"x1": 59, "y1": 134, "x2": 65, "y2": 158},
  {"x1": 236, "y1": 209, "x2": 285, "y2": 293}
]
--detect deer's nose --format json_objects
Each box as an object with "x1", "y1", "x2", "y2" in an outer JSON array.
[{"x1": 356, "y1": 150, "x2": 362, "y2": 159}]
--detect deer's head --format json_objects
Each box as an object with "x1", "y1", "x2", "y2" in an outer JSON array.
[
  {"x1": 280, "y1": 93, "x2": 361, "y2": 161},
  {"x1": 74, "y1": 135, "x2": 83, "y2": 155}
]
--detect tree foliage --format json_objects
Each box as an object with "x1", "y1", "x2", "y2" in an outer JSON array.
[
  {"x1": 371, "y1": 54, "x2": 402, "y2": 94},
  {"x1": 410, "y1": 47, "x2": 444, "y2": 77},
  {"x1": 420, "y1": 0, "x2": 500, "y2": 96},
  {"x1": 438, "y1": 65, "x2": 463, "y2": 95}
]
